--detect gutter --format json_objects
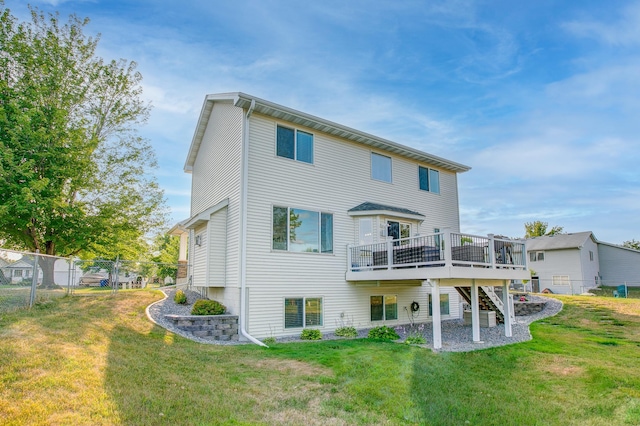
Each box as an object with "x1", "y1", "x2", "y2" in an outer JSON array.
[{"x1": 239, "y1": 99, "x2": 267, "y2": 347}]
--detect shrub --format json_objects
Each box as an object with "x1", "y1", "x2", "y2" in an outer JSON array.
[
  {"x1": 405, "y1": 335, "x2": 427, "y2": 345},
  {"x1": 368, "y1": 325, "x2": 400, "y2": 340},
  {"x1": 300, "y1": 329, "x2": 322, "y2": 340},
  {"x1": 173, "y1": 290, "x2": 187, "y2": 305},
  {"x1": 263, "y1": 337, "x2": 276, "y2": 345},
  {"x1": 335, "y1": 326, "x2": 358, "y2": 338},
  {"x1": 191, "y1": 299, "x2": 226, "y2": 315}
]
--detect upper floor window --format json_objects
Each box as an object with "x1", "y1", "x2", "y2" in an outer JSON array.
[
  {"x1": 276, "y1": 125, "x2": 313, "y2": 164},
  {"x1": 371, "y1": 153, "x2": 392, "y2": 182},
  {"x1": 589, "y1": 250, "x2": 594, "y2": 261},
  {"x1": 419, "y1": 166, "x2": 440, "y2": 194},
  {"x1": 273, "y1": 206, "x2": 333, "y2": 253},
  {"x1": 529, "y1": 251, "x2": 545, "y2": 262}
]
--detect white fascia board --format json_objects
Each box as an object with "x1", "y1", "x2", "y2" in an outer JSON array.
[
  {"x1": 183, "y1": 199, "x2": 229, "y2": 229},
  {"x1": 347, "y1": 209, "x2": 425, "y2": 222}
]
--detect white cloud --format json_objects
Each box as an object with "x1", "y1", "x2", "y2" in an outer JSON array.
[{"x1": 563, "y1": 2, "x2": 640, "y2": 46}]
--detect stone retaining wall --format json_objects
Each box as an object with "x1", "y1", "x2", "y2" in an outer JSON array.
[
  {"x1": 164, "y1": 314, "x2": 239, "y2": 341},
  {"x1": 514, "y1": 302, "x2": 546, "y2": 316}
]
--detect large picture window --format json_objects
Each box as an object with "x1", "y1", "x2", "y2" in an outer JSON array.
[
  {"x1": 419, "y1": 166, "x2": 440, "y2": 194},
  {"x1": 272, "y1": 206, "x2": 333, "y2": 253},
  {"x1": 370, "y1": 295, "x2": 398, "y2": 321},
  {"x1": 371, "y1": 153, "x2": 392, "y2": 182},
  {"x1": 284, "y1": 297, "x2": 323, "y2": 328},
  {"x1": 277, "y1": 125, "x2": 313, "y2": 164},
  {"x1": 428, "y1": 293, "x2": 450, "y2": 316}
]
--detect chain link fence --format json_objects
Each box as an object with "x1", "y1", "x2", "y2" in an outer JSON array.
[{"x1": 1, "y1": 247, "x2": 184, "y2": 314}]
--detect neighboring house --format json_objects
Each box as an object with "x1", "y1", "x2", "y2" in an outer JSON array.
[
  {"x1": 526, "y1": 232, "x2": 601, "y2": 295},
  {"x1": 172, "y1": 92, "x2": 529, "y2": 348},
  {"x1": 597, "y1": 241, "x2": 640, "y2": 287},
  {"x1": 526, "y1": 232, "x2": 640, "y2": 294},
  {"x1": 4, "y1": 256, "x2": 36, "y2": 284}
]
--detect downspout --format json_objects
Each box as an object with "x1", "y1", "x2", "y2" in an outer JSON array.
[{"x1": 239, "y1": 99, "x2": 267, "y2": 347}]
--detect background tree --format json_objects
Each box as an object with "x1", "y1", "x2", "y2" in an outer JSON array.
[
  {"x1": 623, "y1": 239, "x2": 640, "y2": 251},
  {"x1": 524, "y1": 221, "x2": 564, "y2": 238},
  {"x1": 150, "y1": 234, "x2": 180, "y2": 282},
  {"x1": 0, "y1": 4, "x2": 167, "y2": 287}
]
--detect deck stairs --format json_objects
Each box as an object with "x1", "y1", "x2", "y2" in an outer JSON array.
[{"x1": 455, "y1": 286, "x2": 506, "y2": 324}]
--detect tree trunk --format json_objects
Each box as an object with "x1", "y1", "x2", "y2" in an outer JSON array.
[{"x1": 38, "y1": 256, "x2": 57, "y2": 289}]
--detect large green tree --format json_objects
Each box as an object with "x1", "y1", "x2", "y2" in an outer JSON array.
[
  {"x1": 0, "y1": 4, "x2": 167, "y2": 287},
  {"x1": 524, "y1": 221, "x2": 564, "y2": 238}
]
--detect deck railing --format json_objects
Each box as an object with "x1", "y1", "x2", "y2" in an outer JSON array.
[{"x1": 347, "y1": 230, "x2": 526, "y2": 273}]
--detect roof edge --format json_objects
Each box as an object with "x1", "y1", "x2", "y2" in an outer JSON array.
[{"x1": 184, "y1": 92, "x2": 471, "y2": 173}]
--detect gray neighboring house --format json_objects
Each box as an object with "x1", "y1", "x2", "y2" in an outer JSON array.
[
  {"x1": 597, "y1": 241, "x2": 640, "y2": 287},
  {"x1": 526, "y1": 231, "x2": 640, "y2": 295},
  {"x1": 526, "y1": 232, "x2": 600, "y2": 295}
]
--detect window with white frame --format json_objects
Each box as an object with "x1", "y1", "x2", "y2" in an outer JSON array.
[
  {"x1": 428, "y1": 293, "x2": 450, "y2": 315},
  {"x1": 276, "y1": 125, "x2": 313, "y2": 164},
  {"x1": 552, "y1": 275, "x2": 570, "y2": 286},
  {"x1": 419, "y1": 166, "x2": 440, "y2": 194},
  {"x1": 371, "y1": 152, "x2": 392, "y2": 182},
  {"x1": 273, "y1": 206, "x2": 333, "y2": 253},
  {"x1": 284, "y1": 297, "x2": 323, "y2": 328},
  {"x1": 370, "y1": 295, "x2": 397, "y2": 321},
  {"x1": 14, "y1": 270, "x2": 22, "y2": 277},
  {"x1": 529, "y1": 251, "x2": 545, "y2": 262},
  {"x1": 589, "y1": 250, "x2": 594, "y2": 261}
]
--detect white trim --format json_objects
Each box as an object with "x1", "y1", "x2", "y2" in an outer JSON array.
[
  {"x1": 239, "y1": 99, "x2": 266, "y2": 347},
  {"x1": 183, "y1": 199, "x2": 229, "y2": 229},
  {"x1": 347, "y1": 210, "x2": 425, "y2": 222}
]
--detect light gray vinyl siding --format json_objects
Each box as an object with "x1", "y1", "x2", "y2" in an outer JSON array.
[
  {"x1": 529, "y1": 249, "x2": 584, "y2": 294},
  {"x1": 577, "y1": 238, "x2": 600, "y2": 290},
  {"x1": 598, "y1": 244, "x2": 640, "y2": 286},
  {"x1": 243, "y1": 114, "x2": 461, "y2": 337},
  {"x1": 192, "y1": 224, "x2": 207, "y2": 287},
  {"x1": 207, "y1": 207, "x2": 228, "y2": 287},
  {"x1": 189, "y1": 103, "x2": 242, "y2": 290}
]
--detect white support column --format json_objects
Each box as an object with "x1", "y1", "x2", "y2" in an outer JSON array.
[
  {"x1": 502, "y1": 280, "x2": 512, "y2": 337},
  {"x1": 431, "y1": 280, "x2": 442, "y2": 350},
  {"x1": 470, "y1": 280, "x2": 481, "y2": 342},
  {"x1": 178, "y1": 232, "x2": 188, "y2": 261}
]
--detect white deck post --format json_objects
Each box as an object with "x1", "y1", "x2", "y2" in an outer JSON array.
[
  {"x1": 470, "y1": 280, "x2": 481, "y2": 342},
  {"x1": 443, "y1": 229, "x2": 452, "y2": 267},
  {"x1": 502, "y1": 280, "x2": 512, "y2": 337},
  {"x1": 431, "y1": 280, "x2": 442, "y2": 350},
  {"x1": 488, "y1": 234, "x2": 495, "y2": 268}
]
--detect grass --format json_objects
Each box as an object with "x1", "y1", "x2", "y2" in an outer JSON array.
[{"x1": 0, "y1": 292, "x2": 638, "y2": 425}]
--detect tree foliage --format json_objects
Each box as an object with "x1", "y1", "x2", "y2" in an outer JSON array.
[
  {"x1": 524, "y1": 221, "x2": 564, "y2": 238},
  {"x1": 623, "y1": 239, "x2": 640, "y2": 251},
  {"x1": 150, "y1": 234, "x2": 179, "y2": 280},
  {"x1": 0, "y1": 4, "x2": 167, "y2": 285}
]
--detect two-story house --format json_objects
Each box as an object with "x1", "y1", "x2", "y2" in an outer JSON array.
[{"x1": 172, "y1": 93, "x2": 529, "y2": 348}]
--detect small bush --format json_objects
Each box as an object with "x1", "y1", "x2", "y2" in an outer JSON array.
[
  {"x1": 335, "y1": 326, "x2": 358, "y2": 338},
  {"x1": 191, "y1": 299, "x2": 226, "y2": 315},
  {"x1": 174, "y1": 290, "x2": 187, "y2": 305},
  {"x1": 263, "y1": 337, "x2": 276, "y2": 345},
  {"x1": 300, "y1": 329, "x2": 322, "y2": 340},
  {"x1": 405, "y1": 335, "x2": 427, "y2": 345},
  {"x1": 368, "y1": 325, "x2": 400, "y2": 340}
]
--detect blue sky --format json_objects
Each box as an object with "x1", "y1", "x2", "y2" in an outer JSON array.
[{"x1": 6, "y1": 0, "x2": 640, "y2": 244}]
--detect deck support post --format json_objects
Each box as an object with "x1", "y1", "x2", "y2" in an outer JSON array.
[
  {"x1": 470, "y1": 280, "x2": 481, "y2": 342},
  {"x1": 502, "y1": 280, "x2": 512, "y2": 337},
  {"x1": 430, "y1": 279, "x2": 442, "y2": 350}
]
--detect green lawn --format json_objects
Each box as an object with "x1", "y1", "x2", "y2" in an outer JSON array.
[{"x1": 0, "y1": 291, "x2": 639, "y2": 425}]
